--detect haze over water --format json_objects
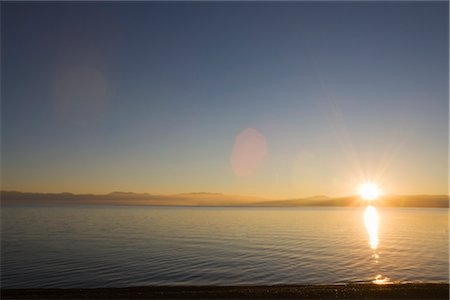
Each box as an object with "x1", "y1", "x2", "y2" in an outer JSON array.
[{"x1": 2, "y1": 206, "x2": 448, "y2": 288}]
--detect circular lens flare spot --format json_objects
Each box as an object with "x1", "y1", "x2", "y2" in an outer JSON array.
[
  {"x1": 52, "y1": 66, "x2": 110, "y2": 126},
  {"x1": 231, "y1": 128, "x2": 267, "y2": 178}
]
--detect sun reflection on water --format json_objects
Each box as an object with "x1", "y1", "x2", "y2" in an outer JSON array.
[
  {"x1": 373, "y1": 274, "x2": 393, "y2": 285},
  {"x1": 364, "y1": 205, "x2": 379, "y2": 250},
  {"x1": 363, "y1": 205, "x2": 393, "y2": 284}
]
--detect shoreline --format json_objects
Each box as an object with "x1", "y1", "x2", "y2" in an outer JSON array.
[{"x1": 2, "y1": 283, "x2": 449, "y2": 299}]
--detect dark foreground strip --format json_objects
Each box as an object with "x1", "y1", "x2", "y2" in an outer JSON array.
[{"x1": 2, "y1": 283, "x2": 449, "y2": 299}]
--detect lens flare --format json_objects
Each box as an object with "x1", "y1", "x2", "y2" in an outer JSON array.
[
  {"x1": 52, "y1": 66, "x2": 110, "y2": 126},
  {"x1": 230, "y1": 128, "x2": 267, "y2": 178}
]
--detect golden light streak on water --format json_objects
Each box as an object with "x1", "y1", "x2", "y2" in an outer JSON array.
[
  {"x1": 373, "y1": 274, "x2": 393, "y2": 285},
  {"x1": 363, "y1": 205, "x2": 394, "y2": 284},
  {"x1": 363, "y1": 205, "x2": 379, "y2": 250}
]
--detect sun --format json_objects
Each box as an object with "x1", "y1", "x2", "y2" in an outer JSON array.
[{"x1": 358, "y1": 182, "x2": 381, "y2": 201}]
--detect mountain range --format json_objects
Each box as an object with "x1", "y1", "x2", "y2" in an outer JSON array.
[{"x1": 1, "y1": 191, "x2": 448, "y2": 208}]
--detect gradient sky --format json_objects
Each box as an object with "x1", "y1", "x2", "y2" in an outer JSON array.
[{"x1": 2, "y1": 1, "x2": 448, "y2": 198}]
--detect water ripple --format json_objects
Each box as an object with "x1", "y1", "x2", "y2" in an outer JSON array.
[{"x1": 1, "y1": 206, "x2": 448, "y2": 288}]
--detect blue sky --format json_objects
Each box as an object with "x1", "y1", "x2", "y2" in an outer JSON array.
[{"x1": 2, "y1": 1, "x2": 448, "y2": 198}]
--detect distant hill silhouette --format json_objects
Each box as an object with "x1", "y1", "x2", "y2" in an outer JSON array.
[
  {"x1": 253, "y1": 194, "x2": 449, "y2": 208},
  {"x1": 1, "y1": 191, "x2": 448, "y2": 208}
]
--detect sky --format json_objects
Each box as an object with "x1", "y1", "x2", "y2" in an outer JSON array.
[{"x1": 1, "y1": 1, "x2": 448, "y2": 199}]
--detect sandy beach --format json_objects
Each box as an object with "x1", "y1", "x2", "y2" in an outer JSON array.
[{"x1": 2, "y1": 283, "x2": 449, "y2": 299}]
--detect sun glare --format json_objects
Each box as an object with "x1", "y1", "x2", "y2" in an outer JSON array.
[{"x1": 358, "y1": 182, "x2": 381, "y2": 201}]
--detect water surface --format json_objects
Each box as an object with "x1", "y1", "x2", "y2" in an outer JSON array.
[{"x1": 2, "y1": 206, "x2": 448, "y2": 288}]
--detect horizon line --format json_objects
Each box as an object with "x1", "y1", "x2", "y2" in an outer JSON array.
[{"x1": 2, "y1": 190, "x2": 449, "y2": 199}]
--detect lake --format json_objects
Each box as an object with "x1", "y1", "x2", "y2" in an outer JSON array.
[{"x1": 1, "y1": 206, "x2": 448, "y2": 288}]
